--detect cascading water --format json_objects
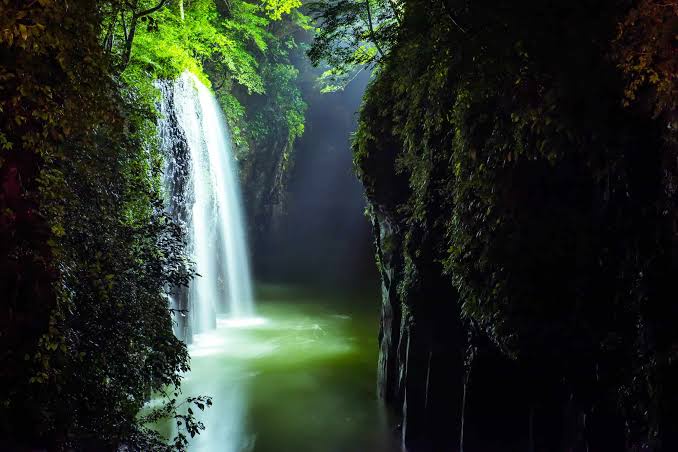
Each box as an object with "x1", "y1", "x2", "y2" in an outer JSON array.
[
  {"x1": 158, "y1": 71, "x2": 255, "y2": 340},
  {"x1": 150, "y1": 72, "x2": 395, "y2": 452}
]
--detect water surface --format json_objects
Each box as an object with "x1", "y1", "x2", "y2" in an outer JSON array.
[{"x1": 160, "y1": 285, "x2": 398, "y2": 452}]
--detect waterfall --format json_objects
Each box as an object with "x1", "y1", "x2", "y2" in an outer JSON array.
[{"x1": 158, "y1": 71, "x2": 255, "y2": 340}]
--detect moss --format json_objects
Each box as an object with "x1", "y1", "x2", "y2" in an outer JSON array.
[{"x1": 352, "y1": 0, "x2": 677, "y2": 444}]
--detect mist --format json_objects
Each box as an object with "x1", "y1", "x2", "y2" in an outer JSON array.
[{"x1": 255, "y1": 68, "x2": 378, "y2": 293}]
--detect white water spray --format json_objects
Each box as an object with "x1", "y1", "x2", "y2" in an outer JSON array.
[{"x1": 159, "y1": 71, "x2": 255, "y2": 338}]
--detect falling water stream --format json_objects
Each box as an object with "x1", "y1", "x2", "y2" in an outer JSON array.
[
  {"x1": 155, "y1": 72, "x2": 396, "y2": 451},
  {"x1": 159, "y1": 72, "x2": 255, "y2": 337}
]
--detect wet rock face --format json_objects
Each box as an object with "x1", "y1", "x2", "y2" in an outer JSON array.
[
  {"x1": 370, "y1": 202, "x2": 562, "y2": 452},
  {"x1": 363, "y1": 150, "x2": 660, "y2": 452},
  {"x1": 157, "y1": 83, "x2": 192, "y2": 343},
  {"x1": 373, "y1": 209, "x2": 403, "y2": 406},
  {"x1": 357, "y1": 107, "x2": 602, "y2": 451},
  {"x1": 369, "y1": 202, "x2": 467, "y2": 451},
  {"x1": 368, "y1": 194, "x2": 631, "y2": 452},
  {"x1": 353, "y1": 8, "x2": 678, "y2": 451},
  {"x1": 240, "y1": 130, "x2": 291, "y2": 260}
]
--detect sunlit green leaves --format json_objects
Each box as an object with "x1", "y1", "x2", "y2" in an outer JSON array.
[
  {"x1": 307, "y1": 0, "x2": 398, "y2": 92},
  {"x1": 0, "y1": 1, "x2": 196, "y2": 448},
  {"x1": 261, "y1": 0, "x2": 302, "y2": 20}
]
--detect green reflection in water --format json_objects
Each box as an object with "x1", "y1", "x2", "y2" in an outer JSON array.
[{"x1": 152, "y1": 285, "x2": 399, "y2": 452}]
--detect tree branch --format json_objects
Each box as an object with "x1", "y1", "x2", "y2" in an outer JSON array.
[
  {"x1": 121, "y1": 10, "x2": 128, "y2": 41},
  {"x1": 102, "y1": 4, "x2": 120, "y2": 53},
  {"x1": 440, "y1": 0, "x2": 466, "y2": 34},
  {"x1": 365, "y1": 0, "x2": 385, "y2": 57},
  {"x1": 134, "y1": 0, "x2": 171, "y2": 19},
  {"x1": 388, "y1": 0, "x2": 402, "y2": 25},
  {"x1": 118, "y1": 0, "x2": 171, "y2": 73}
]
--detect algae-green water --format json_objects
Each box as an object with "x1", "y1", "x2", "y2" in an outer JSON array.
[{"x1": 153, "y1": 285, "x2": 397, "y2": 451}]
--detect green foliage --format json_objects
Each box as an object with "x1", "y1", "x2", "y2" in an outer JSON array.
[
  {"x1": 348, "y1": 0, "x2": 678, "y2": 446},
  {"x1": 135, "y1": 395, "x2": 213, "y2": 450},
  {"x1": 252, "y1": 63, "x2": 306, "y2": 142},
  {"x1": 262, "y1": 0, "x2": 303, "y2": 20},
  {"x1": 114, "y1": 0, "x2": 268, "y2": 96},
  {"x1": 0, "y1": 0, "x2": 201, "y2": 449},
  {"x1": 612, "y1": 0, "x2": 677, "y2": 118},
  {"x1": 307, "y1": 0, "x2": 399, "y2": 92},
  {"x1": 100, "y1": 0, "x2": 308, "y2": 158},
  {"x1": 1, "y1": 0, "x2": 309, "y2": 447}
]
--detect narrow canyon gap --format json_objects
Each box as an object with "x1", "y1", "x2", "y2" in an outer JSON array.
[{"x1": 1, "y1": 1, "x2": 676, "y2": 451}]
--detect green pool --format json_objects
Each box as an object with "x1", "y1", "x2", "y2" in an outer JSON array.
[{"x1": 152, "y1": 285, "x2": 398, "y2": 451}]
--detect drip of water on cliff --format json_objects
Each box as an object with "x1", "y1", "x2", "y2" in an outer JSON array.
[{"x1": 159, "y1": 71, "x2": 255, "y2": 338}]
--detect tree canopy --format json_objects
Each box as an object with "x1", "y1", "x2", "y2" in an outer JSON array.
[
  {"x1": 313, "y1": 0, "x2": 677, "y2": 448},
  {"x1": 307, "y1": 0, "x2": 399, "y2": 92},
  {"x1": 0, "y1": 0, "x2": 307, "y2": 449}
]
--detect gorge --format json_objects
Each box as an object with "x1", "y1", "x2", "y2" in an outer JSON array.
[{"x1": 1, "y1": 1, "x2": 677, "y2": 451}]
